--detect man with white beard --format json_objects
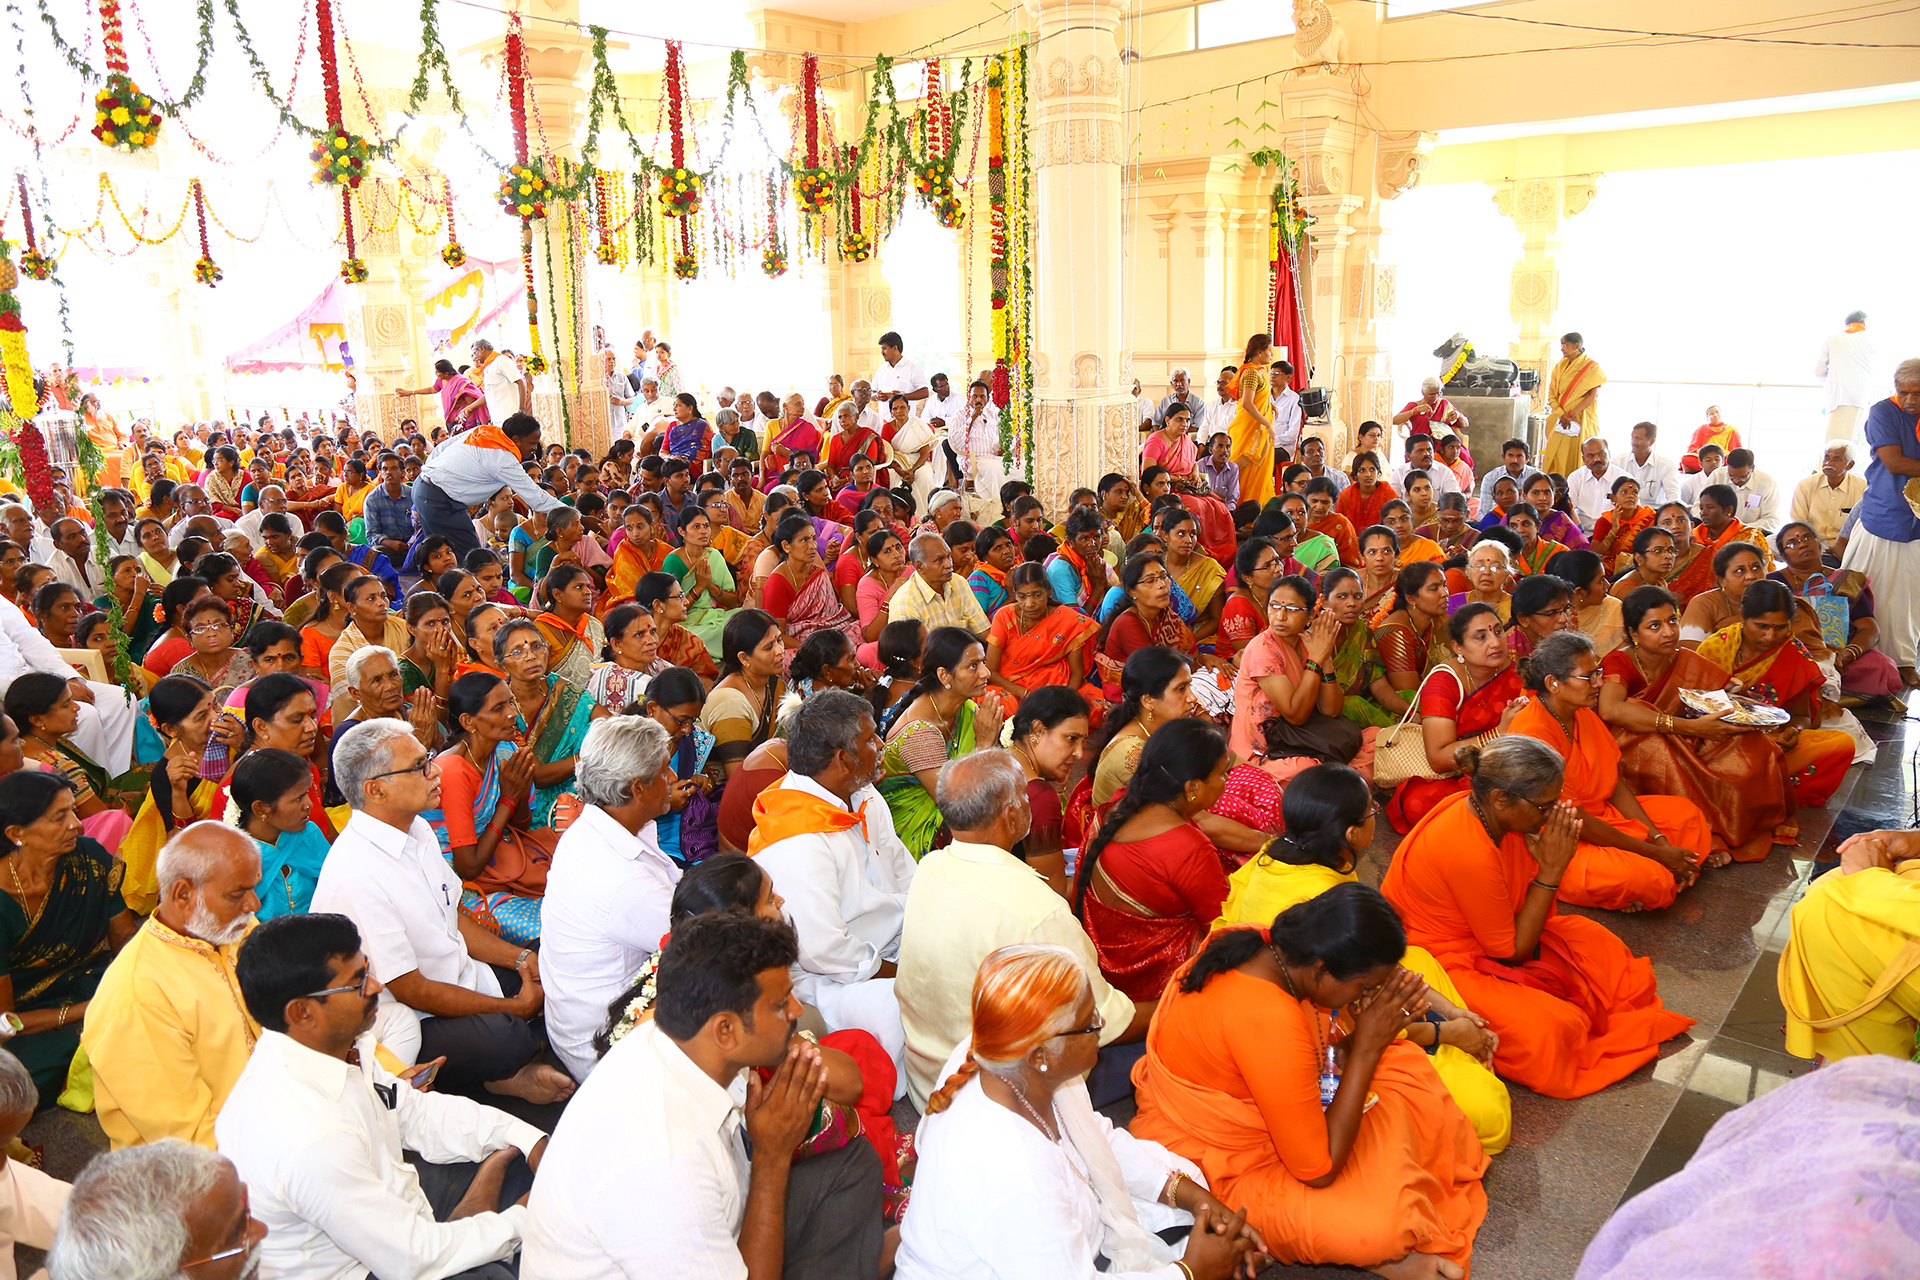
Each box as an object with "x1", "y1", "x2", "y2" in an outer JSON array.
[{"x1": 83, "y1": 822, "x2": 263, "y2": 1149}]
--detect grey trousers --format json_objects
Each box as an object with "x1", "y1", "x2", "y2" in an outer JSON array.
[
  {"x1": 782, "y1": 1136, "x2": 885, "y2": 1280},
  {"x1": 395, "y1": 1152, "x2": 538, "y2": 1280}
]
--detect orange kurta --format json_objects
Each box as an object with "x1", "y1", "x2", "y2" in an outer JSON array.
[
  {"x1": 1132, "y1": 965, "x2": 1487, "y2": 1270},
  {"x1": 1380, "y1": 792, "x2": 1694, "y2": 1098},
  {"x1": 1397, "y1": 535, "x2": 1445, "y2": 565},
  {"x1": 1507, "y1": 702, "x2": 1712, "y2": 912}
]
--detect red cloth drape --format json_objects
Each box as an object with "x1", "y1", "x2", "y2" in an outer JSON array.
[{"x1": 1272, "y1": 236, "x2": 1310, "y2": 392}]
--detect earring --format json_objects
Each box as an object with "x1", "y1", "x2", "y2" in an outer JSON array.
[{"x1": 1038, "y1": 1062, "x2": 1047, "y2": 1073}]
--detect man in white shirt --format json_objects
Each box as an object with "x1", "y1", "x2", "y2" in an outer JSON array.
[
  {"x1": 1477, "y1": 438, "x2": 1541, "y2": 513},
  {"x1": 1679, "y1": 442, "x2": 1726, "y2": 508},
  {"x1": 1271, "y1": 361, "x2": 1303, "y2": 457},
  {"x1": 1564, "y1": 437, "x2": 1631, "y2": 531},
  {"x1": 0, "y1": 1049, "x2": 66, "y2": 1268},
  {"x1": 948, "y1": 380, "x2": 1003, "y2": 512},
  {"x1": 1702, "y1": 448, "x2": 1783, "y2": 533},
  {"x1": 97, "y1": 489, "x2": 140, "y2": 558},
  {"x1": 416, "y1": 411, "x2": 566, "y2": 563},
  {"x1": 166, "y1": 489, "x2": 238, "y2": 549},
  {"x1": 1390, "y1": 434, "x2": 1462, "y2": 500},
  {"x1": 311, "y1": 719, "x2": 574, "y2": 1104},
  {"x1": 922, "y1": 372, "x2": 964, "y2": 435},
  {"x1": 472, "y1": 339, "x2": 529, "y2": 426},
  {"x1": 521, "y1": 912, "x2": 883, "y2": 1280},
  {"x1": 846, "y1": 380, "x2": 884, "y2": 436},
  {"x1": 1791, "y1": 439, "x2": 1866, "y2": 549},
  {"x1": 221, "y1": 911, "x2": 546, "y2": 1280},
  {"x1": 231, "y1": 485, "x2": 306, "y2": 554},
  {"x1": 1618, "y1": 420, "x2": 1680, "y2": 508},
  {"x1": 1197, "y1": 365, "x2": 1239, "y2": 446},
  {"x1": 895, "y1": 751, "x2": 1146, "y2": 1110},
  {"x1": 1298, "y1": 435, "x2": 1349, "y2": 497},
  {"x1": 0, "y1": 592, "x2": 136, "y2": 774},
  {"x1": 1131, "y1": 378, "x2": 1155, "y2": 431},
  {"x1": 747, "y1": 691, "x2": 914, "y2": 1090},
  {"x1": 870, "y1": 330, "x2": 929, "y2": 405},
  {"x1": 1815, "y1": 309, "x2": 1875, "y2": 451},
  {"x1": 46, "y1": 518, "x2": 106, "y2": 598},
  {"x1": 540, "y1": 716, "x2": 681, "y2": 1083},
  {"x1": 1153, "y1": 367, "x2": 1206, "y2": 432},
  {"x1": 46, "y1": 1139, "x2": 266, "y2": 1280}
]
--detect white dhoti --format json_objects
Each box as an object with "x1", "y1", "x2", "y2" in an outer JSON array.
[
  {"x1": 803, "y1": 975, "x2": 907, "y2": 1100},
  {"x1": 963, "y1": 453, "x2": 1008, "y2": 526},
  {"x1": 1829, "y1": 405, "x2": 1866, "y2": 462},
  {"x1": 70, "y1": 681, "x2": 139, "y2": 776},
  {"x1": 1840, "y1": 525, "x2": 1920, "y2": 668}
]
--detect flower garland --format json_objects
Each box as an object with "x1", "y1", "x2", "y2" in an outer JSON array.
[
  {"x1": 520, "y1": 220, "x2": 546, "y2": 374},
  {"x1": 792, "y1": 54, "x2": 833, "y2": 214},
  {"x1": 15, "y1": 177, "x2": 54, "y2": 281},
  {"x1": 911, "y1": 59, "x2": 971, "y2": 230},
  {"x1": 338, "y1": 188, "x2": 366, "y2": 283},
  {"x1": 309, "y1": 0, "x2": 371, "y2": 187},
  {"x1": 439, "y1": 175, "x2": 464, "y2": 266},
  {"x1": 91, "y1": 0, "x2": 161, "y2": 154},
  {"x1": 593, "y1": 171, "x2": 619, "y2": 264},
  {"x1": 761, "y1": 174, "x2": 786, "y2": 278},
  {"x1": 190, "y1": 179, "x2": 221, "y2": 286},
  {"x1": 674, "y1": 217, "x2": 697, "y2": 280},
  {"x1": 499, "y1": 159, "x2": 549, "y2": 221},
  {"x1": 604, "y1": 951, "x2": 660, "y2": 1047},
  {"x1": 657, "y1": 42, "x2": 702, "y2": 217},
  {"x1": 987, "y1": 57, "x2": 1008, "y2": 407},
  {"x1": 999, "y1": 43, "x2": 1034, "y2": 479}
]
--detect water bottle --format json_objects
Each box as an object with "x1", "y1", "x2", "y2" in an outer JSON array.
[{"x1": 1317, "y1": 1043, "x2": 1341, "y2": 1109}]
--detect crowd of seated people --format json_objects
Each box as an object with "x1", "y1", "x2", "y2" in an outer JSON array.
[{"x1": 10, "y1": 342, "x2": 1920, "y2": 1280}]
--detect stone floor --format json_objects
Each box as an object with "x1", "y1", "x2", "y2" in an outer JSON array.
[{"x1": 15, "y1": 707, "x2": 1914, "y2": 1279}]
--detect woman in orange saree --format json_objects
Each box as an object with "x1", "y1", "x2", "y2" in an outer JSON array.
[
  {"x1": 1073, "y1": 719, "x2": 1233, "y2": 1002},
  {"x1": 1382, "y1": 740, "x2": 1695, "y2": 1099},
  {"x1": 1506, "y1": 503, "x2": 1568, "y2": 577},
  {"x1": 1678, "y1": 540, "x2": 1768, "y2": 646},
  {"x1": 1590, "y1": 478, "x2": 1654, "y2": 575},
  {"x1": 981, "y1": 563, "x2": 1101, "y2": 719},
  {"x1": 1695, "y1": 581, "x2": 1855, "y2": 809},
  {"x1": 1131, "y1": 884, "x2": 1488, "y2": 1274},
  {"x1": 1608, "y1": 524, "x2": 1679, "y2": 600},
  {"x1": 1387, "y1": 602, "x2": 1527, "y2": 833},
  {"x1": 1598, "y1": 585, "x2": 1795, "y2": 859},
  {"x1": 1508, "y1": 632, "x2": 1712, "y2": 913},
  {"x1": 1656, "y1": 503, "x2": 1716, "y2": 604},
  {"x1": 596, "y1": 502, "x2": 663, "y2": 618},
  {"x1": 1379, "y1": 500, "x2": 1443, "y2": 566},
  {"x1": 1691, "y1": 483, "x2": 1772, "y2": 571}
]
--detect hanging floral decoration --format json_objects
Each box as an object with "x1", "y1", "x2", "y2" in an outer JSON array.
[
  {"x1": 761, "y1": 175, "x2": 786, "y2": 278},
  {"x1": 656, "y1": 42, "x2": 702, "y2": 217},
  {"x1": 439, "y1": 176, "x2": 465, "y2": 266},
  {"x1": 337, "y1": 188, "x2": 367, "y2": 283},
  {"x1": 15, "y1": 177, "x2": 55, "y2": 281},
  {"x1": 90, "y1": 1, "x2": 161, "y2": 153},
  {"x1": 309, "y1": 1, "x2": 371, "y2": 187},
  {"x1": 987, "y1": 57, "x2": 1008, "y2": 407},
  {"x1": 912, "y1": 59, "x2": 969, "y2": 230},
  {"x1": 673, "y1": 217, "x2": 697, "y2": 280},
  {"x1": 996, "y1": 44, "x2": 1035, "y2": 479},
  {"x1": 499, "y1": 160, "x2": 550, "y2": 221},
  {"x1": 791, "y1": 54, "x2": 833, "y2": 213},
  {"x1": 520, "y1": 221, "x2": 546, "y2": 373},
  {"x1": 190, "y1": 179, "x2": 221, "y2": 286},
  {"x1": 592, "y1": 172, "x2": 620, "y2": 264}
]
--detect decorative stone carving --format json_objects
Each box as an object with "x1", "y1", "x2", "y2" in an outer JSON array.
[
  {"x1": 1376, "y1": 132, "x2": 1436, "y2": 200},
  {"x1": 1038, "y1": 120, "x2": 1123, "y2": 167},
  {"x1": 1073, "y1": 351, "x2": 1104, "y2": 389},
  {"x1": 1375, "y1": 265, "x2": 1396, "y2": 318},
  {"x1": 1511, "y1": 269, "x2": 1554, "y2": 313},
  {"x1": 1291, "y1": 0, "x2": 1348, "y2": 67},
  {"x1": 370, "y1": 306, "x2": 408, "y2": 345},
  {"x1": 1563, "y1": 178, "x2": 1600, "y2": 217},
  {"x1": 1301, "y1": 151, "x2": 1344, "y2": 197},
  {"x1": 865, "y1": 288, "x2": 892, "y2": 326}
]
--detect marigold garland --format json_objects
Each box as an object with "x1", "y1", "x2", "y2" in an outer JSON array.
[
  {"x1": 91, "y1": 1, "x2": 162, "y2": 153},
  {"x1": 659, "y1": 43, "x2": 700, "y2": 218},
  {"x1": 657, "y1": 167, "x2": 701, "y2": 219},
  {"x1": 16, "y1": 178, "x2": 54, "y2": 282},
  {"x1": 840, "y1": 232, "x2": 872, "y2": 263},
  {"x1": 439, "y1": 175, "x2": 465, "y2": 265},
  {"x1": 499, "y1": 160, "x2": 549, "y2": 221},
  {"x1": 190, "y1": 178, "x2": 221, "y2": 286},
  {"x1": 309, "y1": 124, "x2": 372, "y2": 188}
]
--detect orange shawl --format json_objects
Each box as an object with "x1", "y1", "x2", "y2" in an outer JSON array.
[
  {"x1": 461, "y1": 422, "x2": 525, "y2": 455},
  {"x1": 747, "y1": 785, "x2": 867, "y2": 855}
]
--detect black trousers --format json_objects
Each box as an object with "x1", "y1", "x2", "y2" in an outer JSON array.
[
  {"x1": 782, "y1": 1137, "x2": 884, "y2": 1280},
  {"x1": 388, "y1": 1152, "x2": 537, "y2": 1280},
  {"x1": 417, "y1": 964, "x2": 542, "y2": 1094}
]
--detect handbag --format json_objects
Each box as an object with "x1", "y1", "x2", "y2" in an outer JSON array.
[
  {"x1": 1371, "y1": 662, "x2": 1466, "y2": 791},
  {"x1": 1801, "y1": 573, "x2": 1852, "y2": 651}
]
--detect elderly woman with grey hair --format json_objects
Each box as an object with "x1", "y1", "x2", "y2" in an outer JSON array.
[
  {"x1": 47, "y1": 1138, "x2": 262, "y2": 1280},
  {"x1": 312, "y1": 717, "x2": 571, "y2": 1102},
  {"x1": 1382, "y1": 734, "x2": 1694, "y2": 1099},
  {"x1": 541, "y1": 713, "x2": 682, "y2": 1081}
]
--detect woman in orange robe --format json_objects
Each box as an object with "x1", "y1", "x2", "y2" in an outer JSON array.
[
  {"x1": 1381, "y1": 738, "x2": 1695, "y2": 1099},
  {"x1": 1589, "y1": 477, "x2": 1654, "y2": 575},
  {"x1": 1333, "y1": 453, "x2": 1396, "y2": 530},
  {"x1": 981, "y1": 562, "x2": 1102, "y2": 719},
  {"x1": 1508, "y1": 631, "x2": 1713, "y2": 912},
  {"x1": 1132, "y1": 883, "x2": 1488, "y2": 1273},
  {"x1": 1304, "y1": 480, "x2": 1361, "y2": 568}
]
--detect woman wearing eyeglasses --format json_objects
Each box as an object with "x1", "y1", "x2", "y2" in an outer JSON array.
[
  {"x1": 901, "y1": 943, "x2": 1268, "y2": 1280},
  {"x1": 1096, "y1": 553, "x2": 1196, "y2": 695},
  {"x1": 638, "y1": 667, "x2": 721, "y2": 866},
  {"x1": 1131, "y1": 882, "x2": 1487, "y2": 1277},
  {"x1": 1507, "y1": 631, "x2": 1711, "y2": 913},
  {"x1": 1232, "y1": 575, "x2": 1375, "y2": 788},
  {"x1": 1503, "y1": 572, "x2": 1580, "y2": 670},
  {"x1": 494, "y1": 618, "x2": 608, "y2": 832},
  {"x1": 170, "y1": 597, "x2": 256, "y2": 694},
  {"x1": 426, "y1": 671, "x2": 565, "y2": 945},
  {"x1": 1074, "y1": 719, "x2": 1234, "y2": 1003}
]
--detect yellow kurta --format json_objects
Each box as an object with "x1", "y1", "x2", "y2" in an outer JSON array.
[
  {"x1": 81, "y1": 916, "x2": 260, "y2": 1149},
  {"x1": 1216, "y1": 855, "x2": 1512, "y2": 1154},
  {"x1": 1542, "y1": 352, "x2": 1606, "y2": 476},
  {"x1": 1779, "y1": 860, "x2": 1920, "y2": 1062}
]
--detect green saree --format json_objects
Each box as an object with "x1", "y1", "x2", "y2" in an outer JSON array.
[
  {"x1": 1333, "y1": 623, "x2": 1398, "y2": 729},
  {"x1": 1, "y1": 838, "x2": 125, "y2": 1098},
  {"x1": 515, "y1": 674, "x2": 601, "y2": 828},
  {"x1": 877, "y1": 700, "x2": 978, "y2": 858}
]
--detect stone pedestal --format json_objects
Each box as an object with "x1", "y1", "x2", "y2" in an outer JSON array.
[{"x1": 1448, "y1": 394, "x2": 1532, "y2": 464}]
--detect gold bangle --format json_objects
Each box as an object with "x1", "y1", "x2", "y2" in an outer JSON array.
[
  {"x1": 56, "y1": 1002, "x2": 71, "y2": 1028},
  {"x1": 1174, "y1": 1264, "x2": 1197, "y2": 1280}
]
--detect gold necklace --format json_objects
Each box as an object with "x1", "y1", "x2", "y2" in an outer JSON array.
[{"x1": 7, "y1": 857, "x2": 47, "y2": 931}]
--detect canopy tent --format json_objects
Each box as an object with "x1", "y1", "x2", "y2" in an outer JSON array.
[{"x1": 224, "y1": 280, "x2": 349, "y2": 375}]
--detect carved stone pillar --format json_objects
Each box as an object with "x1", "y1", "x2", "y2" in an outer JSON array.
[
  {"x1": 1489, "y1": 173, "x2": 1601, "y2": 408},
  {"x1": 1023, "y1": 0, "x2": 1129, "y2": 508},
  {"x1": 1279, "y1": 74, "x2": 1367, "y2": 453}
]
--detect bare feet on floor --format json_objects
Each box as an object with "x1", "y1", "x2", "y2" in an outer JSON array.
[
  {"x1": 485, "y1": 1061, "x2": 577, "y2": 1104},
  {"x1": 1900, "y1": 666, "x2": 1920, "y2": 690},
  {"x1": 1704, "y1": 849, "x2": 1733, "y2": 868},
  {"x1": 1373, "y1": 1251, "x2": 1466, "y2": 1280}
]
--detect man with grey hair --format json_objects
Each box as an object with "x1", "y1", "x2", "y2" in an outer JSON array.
[
  {"x1": 896, "y1": 749, "x2": 1145, "y2": 1109},
  {"x1": 542, "y1": 715, "x2": 683, "y2": 1081},
  {"x1": 472, "y1": 337, "x2": 530, "y2": 424},
  {"x1": 232, "y1": 483, "x2": 305, "y2": 554},
  {"x1": 47, "y1": 1138, "x2": 264, "y2": 1280},
  {"x1": 1152, "y1": 366, "x2": 1204, "y2": 432},
  {"x1": 1816, "y1": 308, "x2": 1875, "y2": 454},
  {"x1": 1791, "y1": 438, "x2": 1865, "y2": 551},
  {"x1": 85, "y1": 822, "x2": 262, "y2": 1150},
  {"x1": 889, "y1": 531, "x2": 988, "y2": 634},
  {"x1": 0, "y1": 1047, "x2": 68, "y2": 1267},
  {"x1": 1839, "y1": 358, "x2": 1920, "y2": 687},
  {"x1": 750, "y1": 689, "x2": 914, "y2": 1092},
  {"x1": 332, "y1": 644, "x2": 441, "y2": 775},
  {"x1": 311, "y1": 719, "x2": 573, "y2": 1104}
]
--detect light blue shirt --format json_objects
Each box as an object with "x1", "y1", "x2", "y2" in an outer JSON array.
[
  {"x1": 1478, "y1": 463, "x2": 1542, "y2": 512},
  {"x1": 253, "y1": 823, "x2": 333, "y2": 921},
  {"x1": 419, "y1": 433, "x2": 566, "y2": 513}
]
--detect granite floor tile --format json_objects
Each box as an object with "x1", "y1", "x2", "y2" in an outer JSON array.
[
  {"x1": 1468, "y1": 1198, "x2": 1601, "y2": 1280},
  {"x1": 1483, "y1": 1074, "x2": 1683, "y2": 1233},
  {"x1": 1715, "y1": 953, "x2": 1795, "y2": 1051},
  {"x1": 1614, "y1": 1086, "x2": 1739, "y2": 1205}
]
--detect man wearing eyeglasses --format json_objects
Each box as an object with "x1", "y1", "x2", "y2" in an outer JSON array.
[
  {"x1": 46, "y1": 1139, "x2": 267, "y2": 1280},
  {"x1": 84, "y1": 823, "x2": 263, "y2": 1152},
  {"x1": 219, "y1": 912, "x2": 548, "y2": 1280},
  {"x1": 312, "y1": 719, "x2": 576, "y2": 1107}
]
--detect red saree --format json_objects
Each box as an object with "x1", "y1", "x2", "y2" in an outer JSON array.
[
  {"x1": 1696, "y1": 624, "x2": 1853, "y2": 808},
  {"x1": 1080, "y1": 822, "x2": 1230, "y2": 1001},
  {"x1": 825, "y1": 426, "x2": 884, "y2": 480},
  {"x1": 1599, "y1": 647, "x2": 1791, "y2": 861},
  {"x1": 1386, "y1": 664, "x2": 1523, "y2": 833},
  {"x1": 1508, "y1": 701, "x2": 1711, "y2": 912},
  {"x1": 1590, "y1": 506, "x2": 1654, "y2": 570}
]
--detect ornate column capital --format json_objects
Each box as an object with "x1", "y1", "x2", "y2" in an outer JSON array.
[{"x1": 1376, "y1": 131, "x2": 1437, "y2": 200}]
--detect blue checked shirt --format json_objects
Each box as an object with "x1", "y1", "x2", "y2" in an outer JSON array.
[{"x1": 362, "y1": 484, "x2": 417, "y2": 550}]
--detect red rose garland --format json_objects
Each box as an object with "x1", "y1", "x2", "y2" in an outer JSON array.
[
  {"x1": 191, "y1": 179, "x2": 221, "y2": 286},
  {"x1": 15, "y1": 177, "x2": 53, "y2": 281},
  {"x1": 793, "y1": 54, "x2": 833, "y2": 213},
  {"x1": 91, "y1": 0, "x2": 162, "y2": 153},
  {"x1": 657, "y1": 41, "x2": 701, "y2": 218}
]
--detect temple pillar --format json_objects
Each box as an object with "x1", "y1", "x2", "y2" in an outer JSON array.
[
  {"x1": 1024, "y1": 0, "x2": 1131, "y2": 508},
  {"x1": 1488, "y1": 140, "x2": 1602, "y2": 410},
  {"x1": 1339, "y1": 130, "x2": 1433, "y2": 444}
]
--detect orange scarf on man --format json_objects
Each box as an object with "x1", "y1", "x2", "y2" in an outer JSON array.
[
  {"x1": 462, "y1": 423, "x2": 524, "y2": 455},
  {"x1": 748, "y1": 785, "x2": 868, "y2": 855}
]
